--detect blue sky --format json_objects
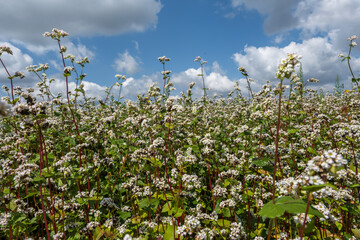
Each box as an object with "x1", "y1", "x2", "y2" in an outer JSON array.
[{"x1": 0, "y1": 0, "x2": 359, "y2": 100}]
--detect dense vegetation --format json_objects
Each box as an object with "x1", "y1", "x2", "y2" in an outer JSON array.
[{"x1": 0, "y1": 29, "x2": 359, "y2": 240}]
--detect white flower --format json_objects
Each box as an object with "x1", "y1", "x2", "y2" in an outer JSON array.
[
  {"x1": 158, "y1": 56, "x2": 170, "y2": 62},
  {"x1": 64, "y1": 66, "x2": 74, "y2": 73},
  {"x1": 0, "y1": 46, "x2": 13, "y2": 55},
  {"x1": 189, "y1": 82, "x2": 196, "y2": 88},
  {"x1": 347, "y1": 35, "x2": 358, "y2": 41},
  {"x1": 43, "y1": 28, "x2": 69, "y2": 39},
  {"x1": 123, "y1": 234, "x2": 132, "y2": 240},
  {"x1": 307, "y1": 78, "x2": 319, "y2": 83},
  {"x1": 161, "y1": 70, "x2": 171, "y2": 75}
]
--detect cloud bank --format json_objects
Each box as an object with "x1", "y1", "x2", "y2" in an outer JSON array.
[{"x1": 0, "y1": 0, "x2": 162, "y2": 48}]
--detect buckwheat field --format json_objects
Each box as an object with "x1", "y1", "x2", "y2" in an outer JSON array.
[{"x1": 0, "y1": 29, "x2": 360, "y2": 240}]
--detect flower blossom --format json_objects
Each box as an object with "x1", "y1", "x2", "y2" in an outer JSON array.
[{"x1": 43, "y1": 28, "x2": 69, "y2": 40}]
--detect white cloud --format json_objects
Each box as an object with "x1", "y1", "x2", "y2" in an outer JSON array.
[
  {"x1": 231, "y1": 0, "x2": 360, "y2": 46},
  {"x1": 294, "y1": 0, "x2": 360, "y2": 49},
  {"x1": 49, "y1": 60, "x2": 62, "y2": 71},
  {"x1": 65, "y1": 41, "x2": 95, "y2": 60},
  {"x1": 114, "y1": 50, "x2": 141, "y2": 75},
  {"x1": 49, "y1": 78, "x2": 107, "y2": 101},
  {"x1": 229, "y1": 0, "x2": 360, "y2": 92},
  {"x1": 0, "y1": 0, "x2": 162, "y2": 49},
  {"x1": 121, "y1": 74, "x2": 159, "y2": 99},
  {"x1": 171, "y1": 65, "x2": 238, "y2": 99},
  {"x1": 274, "y1": 35, "x2": 284, "y2": 44},
  {"x1": 133, "y1": 41, "x2": 140, "y2": 53},
  {"x1": 233, "y1": 37, "x2": 359, "y2": 91},
  {"x1": 211, "y1": 61, "x2": 225, "y2": 75}
]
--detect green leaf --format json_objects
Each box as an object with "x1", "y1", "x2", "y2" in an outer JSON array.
[
  {"x1": 163, "y1": 225, "x2": 177, "y2": 240},
  {"x1": 3, "y1": 188, "x2": 10, "y2": 194},
  {"x1": 150, "y1": 198, "x2": 160, "y2": 209},
  {"x1": 93, "y1": 226, "x2": 104, "y2": 240},
  {"x1": 216, "y1": 219, "x2": 231, "y2": 227},
  {"x1": 131, "y1": 215, "x2": 141, "y2": 224},
  {"x1": 258, "y1": 196, "x2": 323, "y2": 219},
  {"x1": 9, "y1": 212, "x2": 27, "y2": 225},
  {"x1": 222, "y1": 207, "x2": 231, "y2": 217},
  {"x1": 307, "y1": 147, "x2": 318, "y2": 155},
  {"x1": 252, "y1": 158, "x2": 269, "y2": 167},
  {"x1": 34, "y1": 114, "x2": 48, "y2": 120},
  {"x1": 173, "y1": 208, "x2": 184, "y2": 217},
  {"x1": 165, "y1": 122, "x2": 174, "y2": 129},
  {"x1": 304, "y1": 219, "x2": 315, "y2": 234},
  {"x1": 138, "y1": 198, "x2": 150, "y2": 208},
  {"x1": 258, "y1": 201, "x2": 285, "y2": 218},
  {"x1": 146, "y1": 157, "x2": 162, "y2": 168},
  {"x1": 118, "y1": 212, "x2": 131, "y2": 220},
  {"x1": 287, "y1": 128, "x2": 299, "y2": 134},
  {"x1": 352, "y1": 229, "x2": 360, "y2": 238},
  {"x1": 162, "y1": 202, "x2": 172, "y2": 213},
  {"x1": 33, "y1": 176, "x2": 46, "y2": 184}
]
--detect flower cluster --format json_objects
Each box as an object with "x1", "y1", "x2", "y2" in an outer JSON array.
[
  {"x1": 43, "y1": 28, "x2": 69, "y2": 40},
  {"x1": 276, "y1": 53, "x2": 302, "y2": 80},
  {"x1": 158, "y1": 56, "x2": 170, "y2": 63},
  {"x1": 0, "y1": 46, "x2": 13, "y2": 56}
]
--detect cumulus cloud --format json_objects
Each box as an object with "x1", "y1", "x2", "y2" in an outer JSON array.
[
  {"x1": 171, "y1": 64, "x2": 240, "y2": 99},
  {"x1": 231, "y1": 0, "x2": 360, "y2": 46},
  {"x1": 233, "y1": 37, "x2": 359, "y2": 91},
  {"x1": 48, "y1": 77, "x2": 106, "y2": 101},
  {"x1": 294, "y1": 0, "x2": 360, "y2": 49},
  {"x1": 0, "y1": 0, "x2": 162, "y2": 51},
  {"x1": 114, "y1": 50, "x2": 141, "y2": 75},
  {"x1": 230, "y1": 0, "x2": 360, "y2": 92},
  {"x1": 119, "y1": 73, "x2": 159, "y2": 99}
]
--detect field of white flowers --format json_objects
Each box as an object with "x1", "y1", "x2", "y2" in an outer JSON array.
[{"x1": 0, "y1": 29, "x2": 360, "y2": 240}]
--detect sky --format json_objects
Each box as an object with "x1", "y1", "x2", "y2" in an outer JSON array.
[{"x1": 0, "y1": 0, "x2": 360, "y2": 101}]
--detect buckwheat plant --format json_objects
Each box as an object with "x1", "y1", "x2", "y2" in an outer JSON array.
[
  {"x1": 272, "y1": 53, "x2": 302, "y2": 200},
  {"x1": 0, "y1": 46, "x2": 15, "y2": 103},
  {"x1": 158, "y1": 56, "x2": 172, "y2": 101},
  {"x1": 339, "y1": 35, "x2": 360, "y2": 92},
  {"x1": 238, "y1": 67, "x2": 254, "y2": 99},
  {"x1": 194, "y1": 56, "x2": 208, "y2": 101}
]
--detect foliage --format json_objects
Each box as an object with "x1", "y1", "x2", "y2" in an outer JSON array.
[{"x1": 0, "y1": 29, "x2": 360, "y2": 240}]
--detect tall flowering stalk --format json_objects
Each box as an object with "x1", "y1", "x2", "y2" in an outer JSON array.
[
  {"x1": 339, "y1": 35, "x2": 359, "y2": 92},
  {"x1": 194, "y1": 56, "x2": 208, "y2": 101},
  {"x1": 272, "y1": 53, "x2": 302, "y2": 203},
  {"x1": 43, "y1": 29, "x2": 92, "y2": 239},
  {"x1": 158, "y1": 56, "x2": 171, "y2": 101},
  {"x1": 238, "y1": 67, "x2": 254, "y2": 99},
  {"x1": 43, "y1": 29, "x2": 82, "y2": 164},
  {"x1": 115, "y1": 74, "x2": 126, "y2": 101},
  {"x1": 0, "y1": 46, "x2": 25, "y2": 105}
]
